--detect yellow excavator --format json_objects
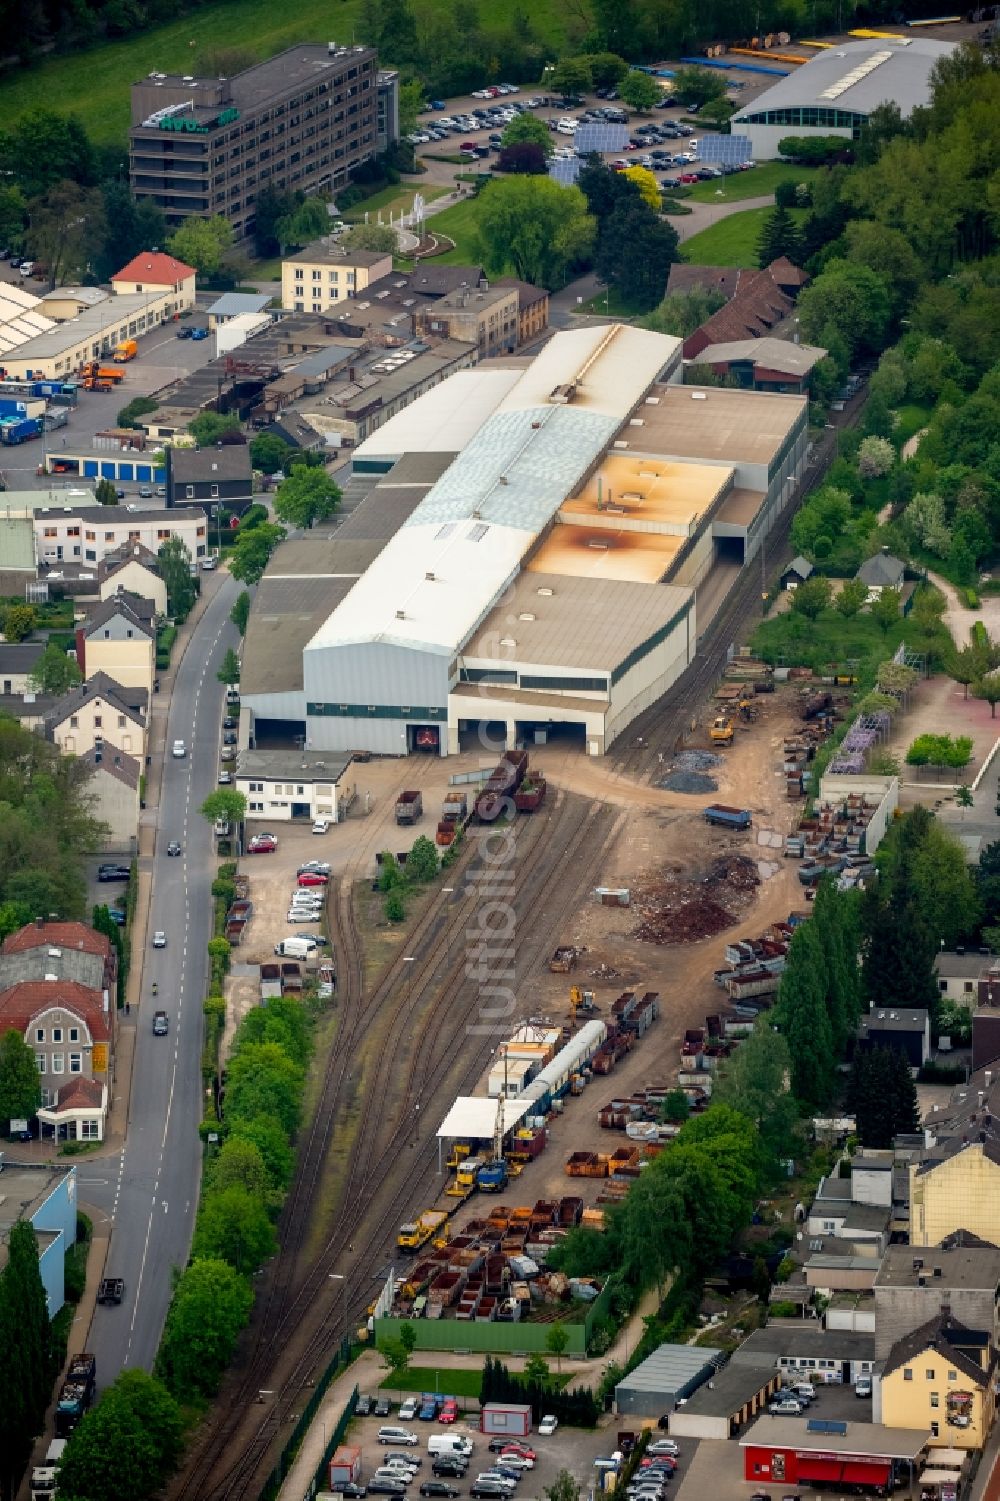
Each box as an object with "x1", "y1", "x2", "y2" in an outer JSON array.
[{"x1": 710, "y1": 715, "x2": 735, "y2": 745}]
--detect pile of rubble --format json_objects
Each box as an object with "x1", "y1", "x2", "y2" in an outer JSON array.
[
  {"x1": 656, "y1": 748, "x2": 723, "y2": 795},
  {"x1": 631, "y1": 854, "x2": 761, "y2": 945}
]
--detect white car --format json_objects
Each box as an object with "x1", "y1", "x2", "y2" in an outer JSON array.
[
  {"x1": 287, "y1": 909, "x2": 323, "y2": 923},
  {"x1": 152, "y1": 931, "x2": 167, "y2": 949},
  {"x1": 646, "y1": 1441, "x2": 679, "y2": 1457},
  {"x1": 399, "y1": 1397, "x2": 419, "y2": 1420},
  {"x1": 537, "y1": 1416, "x2": 558, "y2": 1437},
  {"x1": 496, "y1": 1456, "x2": 533, "y2": 1471},
  {"x1": 312, "y1": 817, "x2": 331, "y2": 835},
  {"x1": 171, "y1": 740, "x2": 186, "y2": 758}
]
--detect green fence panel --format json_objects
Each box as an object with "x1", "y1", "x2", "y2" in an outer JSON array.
[{"x1": 373, "y1": 1317, "x2": 589, "y2": 1356}]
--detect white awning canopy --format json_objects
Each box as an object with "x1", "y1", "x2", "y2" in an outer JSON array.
[{"x1": 436, "y1": 1095, "x2": 534, "y2": 1140}]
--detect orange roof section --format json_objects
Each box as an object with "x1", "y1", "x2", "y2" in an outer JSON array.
[{"x1": 111, "y1": 252, "x2": 196, "y2": 284}]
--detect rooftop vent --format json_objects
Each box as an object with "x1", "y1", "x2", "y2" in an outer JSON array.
[
  {"x1": 518, "y1": 612, "x2": 535, "y2": 622},
  {"x1": 537, "y1": 586, "x2": 553, "y2": 597},
  {"x1": 691, "y1": 391, "x2": 707, "y2": 401},
  {"x1": 425, "y1": 572, "x2": 435, "y2": 581},
  {"x1": 395, "y1": 609, "x2": 405, "y2": 619},
  {"x1": 500, "y1": 636, "x2": 515, "y2": 648}
]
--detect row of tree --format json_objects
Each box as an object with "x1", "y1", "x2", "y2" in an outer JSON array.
[
  {"x1": 480, "y1": 1354, "x2": 599, "y2": 1427},
  {"x1": 155, "y1": 991, "x2": 311, "y2": 1402}
]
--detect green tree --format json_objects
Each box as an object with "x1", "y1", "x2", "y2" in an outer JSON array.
[
  {"x1": 157, "y1": 1257, "x2": 253, "y2": 1400},
  {"x1": 0, "y1": 1220, "x2": 53, "y2": 1499},
  {"x1": 157, "y1": 536, "x2": 196, "y2": 620},
  {"x1": 0, "y1": 110, "x2": 96, "y2": 199},
  {"x1": 756, "y1": 203, "x2": 804, "y2": 269},
  {"x1": 200, "y1": 789, "x2": 247, "y2": 827},
  {"x1": 230, "y1": 590, "x2": 251, "y2": 637},
  {"x1": 501, "y1": 113, "x2": 553, "y2": 157},
  {"x1": 523, "y1": 1352, "x2": 552, "y2": 1387},
  {"x1": 974, "y1": 673, "x2": 1000, "y2": 719},
  {"x1": 545, "y1": 1472, "x2": 581, "y2": 1501},
  {"x1": 0, "y1": 1029, "x2": 42, "y2": 1126},
  {"x1": 672, "y1": 65, "x2": 728, "y2": 108},
  {"x1": 0, "y1": 185, "x2": 27, "y2": 252},
  {"x1": 589, "y1": 52, "x2": 629, "y2": 88},
  {"x1": 217, "y1": 647, "x2": 241, "y2": 686},
  {"x1": 273, "y1": 466, "x2": 342, "y2": 530},
  {"x1": 26, "y1": 179, "x2": 105, "y2": 290},
  {"x1": 94, "y1": 478, "x2": 119, "y2": 505},
  {"x1": 596, "y1": 197, "x2": 678, "y2": 311},
  {"x1": 27, "y1": 642, "x2": 82, "y2": 696},
  {"x1": 224, "y1": 1041, "x2": 304, "y2": 1137},
  {"x1": 116, "y1": 395, "x2": 158, "y2": 430},
  {"x1": 714, "y1": 1021, "x2": 797, "y2": 1163},
  {"x1": 813, "y1": 878, "x2": 861, "y2": 1052},
  {"x1": 545, "y1": 1321, "x2": 569, "y2": 1371},
  {"x1": 340, "y1": 223, "x2": 398, "y2": 254},
  {"x1": 254, "y1": 184, "x2": 301, "y2": 257},
  {"x1": 835, "y1": 578, "x2": 869, "y2": 619},
  {"x1": 619, "y1": 70, "x2": 661, "y2": 112},
  {"x1": 548, "y1": 57, "x2": 593, "y2": 96},
  {"x1": 857, "y1": 436, "x2": 896, "y2": 479},
  {"x1": 773, "y1": 923, "x2": 835, "y2": 1108},
  {"x1": 869, "y1": 587, "x2": 903, "y2": 634},
  {"x1": 94, "y1": 181, "x2": 166, "y2": 284},
  {"x1": 229, "y1": 522, "x2": 286, "y2": 586},
  {"x1": 1, "y1": 604, "x2": 36, "y2": 642},
  {"x1": 406, "y1": 835, "x2": 439, "y2": 883},
  {"x1": 474, "y1": 177, "x2": 595, "y2": 289},
  {"x1": 167, "y1": 215, "x2": 234, "y2": 278},
  {"x1": 843, "y1": 220, "x2": 923, "y2": 319},
  {"x1": 797, "y1": 260, "x2": 892, "y2": 360},
  {"x1": 188, "y1": 410, "x2": 241, "y2": 447},
  {"x1": 385, "y1": 890, "x2": 406, "y2": 923},
  {"x1": 56, "y1": 1370, "x2": 183, "y2": 1501},
  {"x1": 230, "y1": 1116, "x2": 295, "y2": 1191},
  {"x1": 849, "y1": 1046, "x2": 919, "y2": 1148},
  {"x1": 250, "y1": 433, "x2": 290, "y2": 475},
  {"x1": 191, "y1": 1185, "x2": 277, "y2": 1274},
  {"x1": 659, "y1": 1087, "x2": 690, "y2": 1124},
  {"x1": 790, "y1": 576, "x2": 831, "y2": 621},
  {"x1": 641, "y1": 285, "x2": 726, "y2": 338},
  {"x1": 398, "y1": 80, "x2": 425, "y2": 137},
  {"x1": 378, "y1": 1336, "x2": 411, "y2": 1373},
  {"x1": 276, "y1": 195, "x2": 330, "y2": 250}
]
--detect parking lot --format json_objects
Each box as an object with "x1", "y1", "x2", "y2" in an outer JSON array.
[{"x1": 339, "y1": 1401, "x2": 692, "y2": 1501}]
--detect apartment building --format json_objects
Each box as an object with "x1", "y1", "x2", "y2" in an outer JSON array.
[
  {"x1": 129, "y1": 45, "x2": 380, "y2": 240},
  {"x1": 33, "y1": 504, "x2": 206, "y2": 567},
  {"x1": 281, "y1": 240, "x2": 393, "y2": 312}
]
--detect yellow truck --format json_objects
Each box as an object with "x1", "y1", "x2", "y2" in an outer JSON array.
[
  {"x1": 114, "y1": 338, "x2": 138, "y2": 362},
  {"x1": 397, "y1": 1209, "x2": 449, "y2": 1252}
]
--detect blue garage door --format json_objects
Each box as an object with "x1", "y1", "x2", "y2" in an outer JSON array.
[
  {"x1": 100, "y1": 462, "x2": 116, "y2": 479},
  {"x1": 136, "y1": 464, "x2": 152, "y2": 482},
  {"x1": 119, "y1": 463, "x2": 134, "y2": 481},
  {"x1": 83, "y1": 460, "x2": 98, "y2": 477}
]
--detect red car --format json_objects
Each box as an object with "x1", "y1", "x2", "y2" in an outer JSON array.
[
  {"x1": 297, "y1": 871, "x2": 329, "y2": 886},
  {"x1": 501, "y1": 1446, "x2": 536, "y2": 1462},
  {"x1": 248, "y1": 834, "x2": 278, "y2": 853},
  {"x1": 678, "y1": 173, "x2": 700, "y2": 184},
  {"x1": 439, "y1": 1399, "x2": 459, "y2": 1424}
]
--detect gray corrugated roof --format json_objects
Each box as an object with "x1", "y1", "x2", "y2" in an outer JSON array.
[
  {"x1": 208, "y1": 293, "x2": 273, "y2": 317},
  {"x1": 732, "y1": 37, "x2": 954, "y2": 121},
  {"x1": 616, "y1": 1343, "x2": 723, "y2": 1395},
  {"x1": 0, "y1": 642, "x2": 43, "y2": 673},
  {"x1": 405, "y1": 406, "x2": 619, "y2": 533},
  {"x1": 669, "y1": 1362, "x2": 774, "y2": 1416}
]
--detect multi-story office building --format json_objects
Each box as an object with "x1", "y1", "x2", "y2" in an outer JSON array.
[{"x1": 129, "y1": 44, "x2": 380, "y2": 241}]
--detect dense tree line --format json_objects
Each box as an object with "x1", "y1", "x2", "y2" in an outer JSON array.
[
  {"x1": 481, "y1": 1355, "x2": 599, "y2": 1427},
  {"x1": 156, "y1": 993, "x2": 311, "y2": 1402}
]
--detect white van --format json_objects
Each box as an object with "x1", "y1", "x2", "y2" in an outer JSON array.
[
  {"x1": 171, "y1": 740, "x2": 186, "y2": 758},
  {"x1": 429, "y1": 1436, "x2": 473, "y2": 1458},
  {"x1": 275, "y1": 937, "x2": 318, "y2": 958}
]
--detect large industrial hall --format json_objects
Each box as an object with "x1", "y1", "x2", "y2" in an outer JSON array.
[{"x1": 240, "y1": 324, "x2": 809, "y2": 758}]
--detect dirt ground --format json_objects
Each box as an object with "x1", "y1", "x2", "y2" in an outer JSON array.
[{"x1": 882, "y1": 672, "x2": 1000, "y2": 807}]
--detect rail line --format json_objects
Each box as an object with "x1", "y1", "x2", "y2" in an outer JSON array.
[{"x1": 172, "y1": 789, "x2": 621, "y2": 1501}]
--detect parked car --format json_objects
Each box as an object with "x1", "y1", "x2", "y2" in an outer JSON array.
[
  {"x1": 386, "y1": 1454, "x2": 422, "y2": 1470},
  {"x1": 647, "y1": 1441, "x2": 679, "y2": 1458},
  {"x1": 421, "y1": 1486, "x2": 459, "y2": 1499},
  {"x1": 768, "y1": 1398, "x2": 804, "y2": 1416},
  {"x1": 439, "y1": 1399, "x2": 459, "y2": 1424},
  {"x1": 369, "y1": 1481, "x2": 408, "y2": 1496},
  {"x1": 335, "y1": 1486, "x2": 368, "y2": 1498},
  {"x1": 399, "y1": 1398, "x2": 419, "y2": 1420},
  {"x1": 98, "y1": 863, "x2": 130, "y2": 881},
  {"x1": 218, "y1": 770, "x2": 233, "y2": 785},
  {"x1": 297, "y1": 871, "x2": 329, "y2": 886},
  {"x1": 378, "y1": 1426, "x2": 417, "y2": 1444},
  {"x1": 537, "y1": 1416, "x2": 558, "y2": 1436},
  {"x1": 498, "y1": 1446, "x2": 535, "y2": 1462},
  {"x1": 248, "y1": 834, "x2": 278, "y2": 853},
  {"x1": 433, "y1": 1462, "x2": 468, "y2": 1479},
  {"x1": 312, "y1": 816, "x2": 331, "y2": 834},
  {"x1": 375, "y1": 1397, "x2": 392, "y2": 1417},
  {"x1": 418, "y1": 1395, "x2": 440, "y2": 1420},
  {"x1": 190, "y1": 326, "x2": 209, "y2": 340},
  {"x1": 299, "y1": 861, "x2": 332, "y2": 875},
  {"x1": 854, "y1": 1376, "x2": 872, "y2": 1398},
  {"x1": 176, "y1": 325, "x2": 194, "y2": 339},
  {"x1": 355, "y1": 1394, "x2": 373, "y2": 1417}
]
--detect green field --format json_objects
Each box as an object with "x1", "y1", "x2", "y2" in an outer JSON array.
[
  {"x1": 0, "y1": 0, "x2": 569, "y2": 146},
  {"x1": 683, "y1": 162, "x2": 818, "y2": 203},
  {"x1": 378, "y1": 1367, "x2": 484, "y2": 1397},
  {"x1": 681, "y1": 205, "x2": 806, "y2": 268},
  {"x1": 343, "y1": 184, "x2": 448, "y2": 223}
]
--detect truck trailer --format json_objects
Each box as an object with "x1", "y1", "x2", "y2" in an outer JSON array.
[
  {"x1": 395, "y1": 789, "x2": 423, "y2": 825},
  {"x1": 54, "y1": 1353, "x2": 96, "y2": 1437},
  {"x1": 30, "y1": 1439, "x2": 67, "y2": 1501},
  {"x1": 703, "y1": 803, "x2": 752, "y2": 829}
]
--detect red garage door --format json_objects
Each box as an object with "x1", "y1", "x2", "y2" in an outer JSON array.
[
  {"x1": 842, "y1": 1463, "x2": 891, "y2": 1486},
  {"x1": 798, "y1": 1461, "x2": 844, "y2": 1483}
]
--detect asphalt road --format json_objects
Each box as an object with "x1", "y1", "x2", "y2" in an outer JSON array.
[{"x1": 84, "y1": 572, "x2": 242, "y2": 1386}]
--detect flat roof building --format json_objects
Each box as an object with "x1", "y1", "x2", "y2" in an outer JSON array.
[
  {"x1": 732, "y1": 36, "x2": 955, "y2": 159},
  {"x1": 129, "y1": 43, "x2": 382, "y2": 240},
  {"x1": 281, "y1": 240, "x2": 394, "y2": 312},
  {"x1": 614, "y1": 1343, "x2": 724, "y2": 1418}
]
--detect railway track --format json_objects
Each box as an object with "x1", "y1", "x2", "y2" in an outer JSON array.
[{"x1": 172, "y1": 788, "x2": 622, "y2": 1501}]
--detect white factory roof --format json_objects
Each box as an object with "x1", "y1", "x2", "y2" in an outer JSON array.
[
  {"x1": 0, "y1": 283, "x2": 55, "y2": 354},
  {"x1": 436, "y1": 1095, "x2": 535, "y2": 1140},
  {"x1": 307, "y1": 326, "x2": 681, "y2": 659},
  {"x1": 733, "y1": 37, "x2": 954, "y2": 121},
  {"x1": 5, "y1": 293, "x2": 169, "y2": 361},
  {"x1": 352, "y1": 366, "x2": 524, "y2": 462}
]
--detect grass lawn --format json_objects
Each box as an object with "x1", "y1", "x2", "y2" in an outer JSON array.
[
  {"x1": 575, "y1": 287, "x2": 645, "y2": 317},
  {"x1": 420, "y1": 196, "x2": 486, "y2": 265},
  {"x1": 379, "y1": 1367, "x2": 484, "y2": 1397},
  {"x1": 683, "y1": 163, "x2": 818, "y2": 204},
  {"x1": 343, "y1": 184, "x2": 448, "y2": 223},
  {"x1": 681, "y1": 205, "x2": 806, "y2": 269},
  {"x1": 0, "y1": 1, "x2": 570, "y2": 146},
  {"x1": 894, "y1": 403, "x2": 934, "y2": 447}
]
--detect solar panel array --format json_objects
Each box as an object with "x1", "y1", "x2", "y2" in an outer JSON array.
[
  {"x1": 549, "y1": 158, "x2": 583, "y2": 184},
  {"x1": 698, "y1": 134, "x2": 753, "y2": 163},
  {"x1": 574, "y1": 122, "x2": 630, "y2": 154}
]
